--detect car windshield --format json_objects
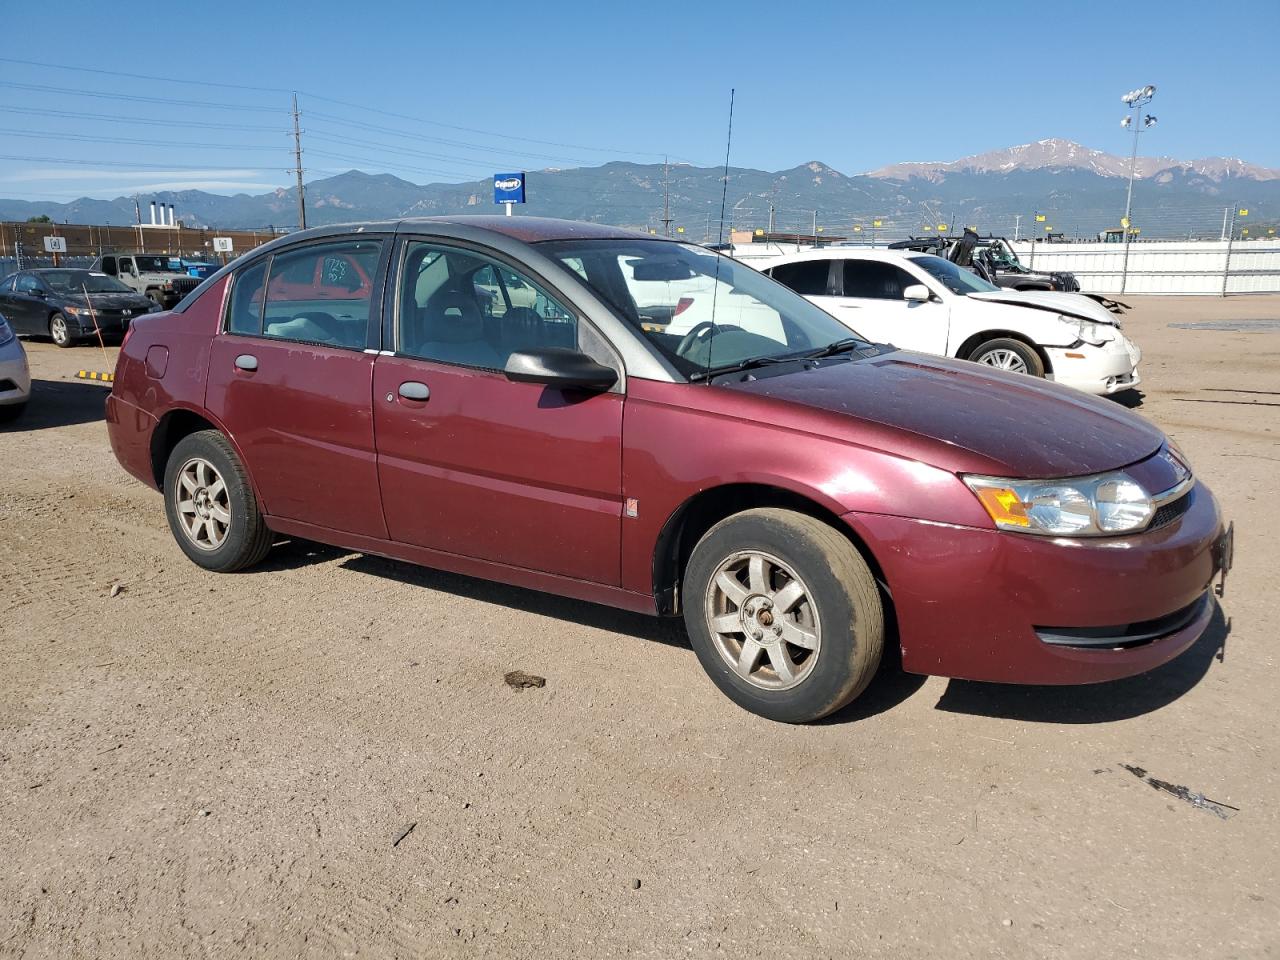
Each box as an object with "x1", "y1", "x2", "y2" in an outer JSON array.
[
  {"x1": 908, "y1": 254, "x2": 1001, "y2": 295},
  {"x1": 983, "y1": 241, "x2": 1022, "y2": 269},
  {"x1": 133, "y1": 255, "x2": 183, "y2": 273},
  {"x1": 39, "y1": 270, "x2": 133, "y2": 294},
  {"x1": 538, "y1": 239, "x2": 866, "y2": 378}
]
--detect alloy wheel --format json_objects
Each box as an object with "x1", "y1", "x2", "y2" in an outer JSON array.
[
  {"x1": 50, "y1": 315, "x2": 69, "y2": 346},
  {"x1": 704, "y1": 549, "x2": 821, "y2": 691},
  {"x1": 976, "y1": 348, "x2": 1028, "y2": 373},
  {"x1": 174, "y1": 457, "x2": 231, "y2": 551}
]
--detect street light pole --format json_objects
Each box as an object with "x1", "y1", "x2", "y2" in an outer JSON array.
[{"x1": 1118, "y1": 84, "x2": 1156, "y2": 294}]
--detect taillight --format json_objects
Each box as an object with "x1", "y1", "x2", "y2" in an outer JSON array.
[
  {"x1": 674, "y1": 297, "x2": 694, "y2": 316},
  {"x1": 121, "y1": 322, "x2": 136, "y2": 351}
]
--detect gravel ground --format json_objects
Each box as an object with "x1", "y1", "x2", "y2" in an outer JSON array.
[{"x1": 1, "y1": 295, "x2": 1277, "y2": 959}]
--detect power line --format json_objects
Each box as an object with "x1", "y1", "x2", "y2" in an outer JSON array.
[
  {"x1": 0, "y1": 129, "x2": 283, "y2": 151},
  {"x1": 0, "y1": 80, "x2": 281, "y2": 112},
  {"x1": 0, "y1": 104, "x2": 285, "y2": 132}
]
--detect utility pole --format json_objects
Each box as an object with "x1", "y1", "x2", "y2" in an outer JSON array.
[
  {"x1": 660, "y1": 156, "x2": 674, "y2": 237},
  {"x1": 292, "y1": 93, "x2": 307, "y2": 231}
]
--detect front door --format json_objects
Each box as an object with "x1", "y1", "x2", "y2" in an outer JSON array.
[
  {"x1": 204, "y1": 238, "x2": 389, "y2": 538},
  {"x1": 373, "y1": 238, "x2": 624, "y2": 585},
  {"x1": 834, "y1": 259, "x2": 949, "y2": 354}
]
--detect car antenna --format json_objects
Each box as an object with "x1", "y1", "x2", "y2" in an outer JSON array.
[{"x1": 705, "y1": 87, "x2": 735, "y2": 382}]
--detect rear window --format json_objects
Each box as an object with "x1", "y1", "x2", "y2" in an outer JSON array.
[{"x1": 768, "y1": 259, "x2": 831, "y2": 296}]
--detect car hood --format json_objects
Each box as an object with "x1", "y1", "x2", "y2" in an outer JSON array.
[
  {"x1": 71, "y1": 292, "x2": 153, "y2": 309},
  {"x1": 966, "y1": 289, "x2": 1117, "y2": 324},
  {"x1": 725, "y1": 351, "x2": 1164, "y2": 478}
]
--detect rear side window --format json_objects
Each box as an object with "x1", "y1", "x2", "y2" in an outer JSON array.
[
  {"x1": 842, "y1": 260, "x2": 915, "y2": 299},
  {"x1": 259, "y1": 241, "x2": 382, "y2": 349},
  {"x1": 227, "y1": 260, "x2": 268, "y2": 334},
  {"x1": 769, "y1": 260, "x2": 831, "y2": 296}
]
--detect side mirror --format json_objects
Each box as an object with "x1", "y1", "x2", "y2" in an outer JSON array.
[
  {"x1": 30, "y1": 288, "x2": 47, "y2": 298},
  {"x1": 504, "y1": 348, "x2": 618, "y2": 391},
  {"x1": 903, "y1": 284, "x2": 931, "y2": 302}
]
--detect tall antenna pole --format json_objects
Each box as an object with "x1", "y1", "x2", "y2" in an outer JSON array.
[
  {"x1": 292, "y1": 93, "x2": 307, "y2": 230},
  {"x1": 660, "y1": 155, "x2": 674, "y2": 237}
]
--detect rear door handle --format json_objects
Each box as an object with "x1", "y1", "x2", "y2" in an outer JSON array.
[
  {"x1": 398, "y1": 381, "x2": 430, "y2": 401},
  {"x1": 234, "y1": 354, "x2": 258, "y2": 372}
]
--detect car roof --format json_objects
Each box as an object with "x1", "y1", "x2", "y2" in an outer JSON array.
[
  {"x1": 276, "y1": 215, "x2": 659, "y2": 247},
  {"x1": 762, "y1": 247, "x2": 936, "y2": 266}
]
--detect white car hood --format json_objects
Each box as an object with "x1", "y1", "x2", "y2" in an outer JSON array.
[{"x1": 967, "y1": 289, "x2": 1118, "y2": 325}]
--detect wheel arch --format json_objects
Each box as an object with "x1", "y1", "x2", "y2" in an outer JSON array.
[
  {"x1": 956, "y1": 329, "x2": 1053, "y2": 375},
  {"x1": 651, "y1": 482, "x2": 894, "y2": 622},
  {"x1": 149, "y1": 406, "x2": 267, "y2": 509}
]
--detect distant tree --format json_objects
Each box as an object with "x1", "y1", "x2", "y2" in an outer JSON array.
[{"x1": 25, "y1": 215, "x2": 52, "y2": 223}]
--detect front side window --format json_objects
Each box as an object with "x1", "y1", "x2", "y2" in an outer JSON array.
[
  {"x1": 768, "y1": 259, "x2": 832, "y2": 296},
  {"x1": 396, "y1": 241, "x2": 577, "y2": 369},
  {"x1": 16, "y1": 275, "x2": 42, "y2": 294},
  {"x1": 907, "y1": 254, "x2": 1000, "y2": 295},
  {"x1": 841, "y1": 260, "x2": 916, "y2": 299},
  {"x1": 538, "y1": 239, "x2": 863, "y2": 378},
  {"x1": 259, "y1": 241, "x2": 381, "y2": 349}
]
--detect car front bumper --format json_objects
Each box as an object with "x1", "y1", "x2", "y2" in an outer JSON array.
[
  {"x1": 843, "y1": 480, "x2": 1228, "y2": 685},
  {"x1": 1045, "y1": 334, "x2": 1141, "y2": 395},
  {"x1": 0, "y1": 338, "x2": 32, "y2": 406}
]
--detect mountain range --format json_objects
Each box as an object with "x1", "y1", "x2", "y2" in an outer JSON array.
[{"x1": 3, "y1": 139, "x2": 1277, "y2": 238}]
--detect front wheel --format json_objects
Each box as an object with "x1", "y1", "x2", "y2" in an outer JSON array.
[
  {"x1": 682, "y1": 508, "x2": 884, "y2": 723},
  {"x1": 163, "y1": 430, "x2": 273, "y2": 572},
  {"x1": 0, "y1": 401, "x2": 27, "y2": 423},
  {"x1": 970, "y1": 337, "x2": 1045, "y2": 378},
  {"x1": 49, "y1": 312, "x2": 76, "y2": 348}
]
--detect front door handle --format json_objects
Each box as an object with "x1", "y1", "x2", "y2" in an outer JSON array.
[
  {"x1": 234, "y1": 354, "x2": 258, "y2": 372},
  {"x1": 398, "y1": 381, "x2": 430, "y2": 401}
]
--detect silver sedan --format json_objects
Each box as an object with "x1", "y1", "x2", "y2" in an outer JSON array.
[{"x1": 0, "y1": 311, "x2": 31, "y2": 421}]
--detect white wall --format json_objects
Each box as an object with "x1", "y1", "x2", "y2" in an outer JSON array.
[{"x1": 1008, "y1": 239, "x2": 1280, "y2": 295}]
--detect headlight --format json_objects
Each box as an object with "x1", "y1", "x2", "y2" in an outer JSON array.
[
  {"x1": 1060, "y1": 314, "x2": 1112, "y2": 345},
  {"x1": 964, "y1": 470, "x2": 1155, "y2": 536},
  {"x1": 64, "y1": 304, "x2": 83, "y2": 316},
  {"x1": 0, "y1": 316, "x2": 13, "y2": 345}
]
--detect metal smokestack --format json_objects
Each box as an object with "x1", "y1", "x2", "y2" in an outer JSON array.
[
  {"x1": 168, "y1": 204, "x2": 175, "y2": 226},
  {"x1": 149, "y1": 201, "x2": 157, "y2": 225}
]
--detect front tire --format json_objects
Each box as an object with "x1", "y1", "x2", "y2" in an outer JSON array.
[
  {"x1": 682, "y1": 508, "x2": 884, "y2": 723},
  {"x1": 163, "y1": 430, "x2": 273, "y2": 572},
  {"x1": 49, "y1": 312, "x2": 76, "y2": 348},
  {"x1": 970, "y1": 337, "x2": 1045, "y2": 378},
  {"x1": 0, "y1": 401, "x2": 27, "y2": 423}
]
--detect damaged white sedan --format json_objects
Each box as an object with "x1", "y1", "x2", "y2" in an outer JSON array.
[{"x1": 761, "y1": 249, "x2": 1141, "y2": 396}]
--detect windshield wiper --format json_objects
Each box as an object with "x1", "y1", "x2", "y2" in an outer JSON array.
[
  {"x1": 803, "y1": 337, "x2": 864, "y2": 360},
  {"x1": 689, "y1": 354, "x2": 800, "y2": 382}
]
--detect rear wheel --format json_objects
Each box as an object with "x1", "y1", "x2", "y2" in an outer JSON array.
[
  {"x1": 682, "y1": 508, "x2": 884, "y2": 723},
  {"x1": 49, "y1": 312, "x2": 75, "y2": 348},
  {"x1": 970, "y1": 337, "x2": 1044, "y2": 378},
  {"x1": 163, "y1": 430, "x2": 273, "y2": 572},
  {"x1": 146, "y1": 291, "x2": 164, "y2": 306}
]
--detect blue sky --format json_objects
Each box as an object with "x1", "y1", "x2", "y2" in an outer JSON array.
[{"x1": 3, "y1": 0, "x2": 1278, "y2": 200}]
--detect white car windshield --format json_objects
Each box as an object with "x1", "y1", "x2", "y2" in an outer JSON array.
[
  {"x1": 540, "y1": 239, "x2": 867, "y2": 379},
  {"x1": 908, "y1": 254, "x2": 1001, "y2": 295}
]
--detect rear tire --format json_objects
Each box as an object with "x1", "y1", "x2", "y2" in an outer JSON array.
[
  {"x1": 49, "y1": 312, "x2": 76, "y2": 348},
  {"x1": 163, "y1": 430, "x2": 273, "y2": 572},
  {"x1": 682, "y1": 508, "x2": 884, "y2": 723},
  {"x1": 0, "y1": 401, "x2": 27, "y2": 423},
  {"x1": 969, "y1": 337, "x2": 1044, "y2": 378},
  {"x1": 146, "y1": 291, "x2": 164, "y2": 306}
]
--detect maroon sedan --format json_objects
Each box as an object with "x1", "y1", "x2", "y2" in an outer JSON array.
[{"x1": 105, "y1": 217, "x2": 1232, "y2": 722}]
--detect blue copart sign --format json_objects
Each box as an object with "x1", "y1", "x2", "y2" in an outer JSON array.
[{"x1": 494, "y1": 173, "x2": 526, "y2": 205}]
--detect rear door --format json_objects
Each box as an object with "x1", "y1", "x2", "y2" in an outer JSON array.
[
  {"x1": 204, "y1": 237, "x2": 390, "y2": 538},
  {"x1": 835, "y1": 259, "x2": 949, "y2": 353},
  {"x1": 6, "y1": 274, "x2": 49, "y2": 333},
  {"x1": 372, "y1": 237, "x2": 624, "y2": 584}
]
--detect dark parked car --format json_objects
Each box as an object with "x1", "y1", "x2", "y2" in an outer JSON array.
[
  {"x1": 0, "y1": 268, "x2": 160, "y2": 346},
  {"x1": 105, "y1": 217, "x2": 1231, "y2": 722},
  {"x1": 889, "y1": 233, "x2": 1080, "y2": 292}
]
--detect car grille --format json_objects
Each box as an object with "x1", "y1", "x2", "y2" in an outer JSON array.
[
  {"x1": 172, "y1": 277, "x2": 200, "y2": 296},
  {"x1": 1149, "y1": 491, "x2": 1192, "y2": 531},
  {"x1": 1035, "y1": 592, "x2": 1209, "y2": 649}
]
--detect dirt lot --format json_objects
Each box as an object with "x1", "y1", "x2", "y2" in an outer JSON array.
[{"x1": 1, "y1": 296, "x2": 1277, "y2": 959}]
